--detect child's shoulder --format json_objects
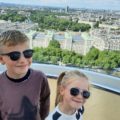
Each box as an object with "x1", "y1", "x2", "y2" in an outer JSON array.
[
  {"x1": 30, "y1": 68, "x2": 47, "y2": 81},
  {"x1": 30, "y1": 68, "x2": 46, "y2": 76},
  {"x1": 45, "y1": 106, "x2": 61, "y2": 120},
  {"x1": 0, "y1": 71, "x2": 5, "y2": 80}
]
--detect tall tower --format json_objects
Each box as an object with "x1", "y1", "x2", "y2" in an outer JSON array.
[{"x1": 65, "y1": 6, "x2": 69, "y2": 13}]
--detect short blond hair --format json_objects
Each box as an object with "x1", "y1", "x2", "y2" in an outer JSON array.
[{"x1": 0, "y1": 30, "x2": 29, "y2": 48}]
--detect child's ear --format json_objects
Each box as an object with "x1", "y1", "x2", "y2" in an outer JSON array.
[
  {"x1": 0, "y1": 55, "x2": 5, "y2": 65},
  {"x1": 59, "y1": 86, "x2": 65, "y2": 95}
]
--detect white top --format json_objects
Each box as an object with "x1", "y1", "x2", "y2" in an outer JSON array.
[{"x1": 45, "y1": 105, "x2": 84, "y2": 120}]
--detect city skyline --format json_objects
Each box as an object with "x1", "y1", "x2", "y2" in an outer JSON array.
[{"x1": 0, "y1": 0, "x2": 120, "y2": 10}]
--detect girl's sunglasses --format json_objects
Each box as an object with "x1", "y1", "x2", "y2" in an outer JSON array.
[
  {"x1": 0, "y1": 49, "x2": 34, "y2": 61},
  {"x1": 70, "y1": 87, "x2": 90, "y2": 99}
]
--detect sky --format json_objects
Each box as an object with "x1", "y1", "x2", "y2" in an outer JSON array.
[{"x1": 0, "y1": 0, "x2": 120, "y2": 10}]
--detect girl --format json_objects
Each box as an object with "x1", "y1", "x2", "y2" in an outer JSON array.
[{"x1": 46, "y1": 70, "x2": 90, "y2": 120}]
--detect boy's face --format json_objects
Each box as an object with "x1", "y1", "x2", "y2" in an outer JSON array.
[{"x1": 0, "y1": 42, "x2": 32, "y2": 79}]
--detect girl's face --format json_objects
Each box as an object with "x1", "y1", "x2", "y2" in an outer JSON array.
[
  {"x1": 0, "y1": 42, "x2": 32, "y2": 79},
  {"x1": 60, "y1": 78, "x2": 89, "y2": 111}
]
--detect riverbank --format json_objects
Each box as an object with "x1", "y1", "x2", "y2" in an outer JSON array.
[{"x1": 48, "y1": 78, "x2": 120, "y2": 120}]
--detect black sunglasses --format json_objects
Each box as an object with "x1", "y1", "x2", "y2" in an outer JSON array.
[
  {"x1": 1, "y1": 49, "x2": 34, "y2": 61},
  {"x1": 70, "y1": 88, "x2": 90, "y2": 99}
]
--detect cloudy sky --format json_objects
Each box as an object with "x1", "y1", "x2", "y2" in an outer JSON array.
[{"x1": 0, "y1": 0, "x2": 120, "y2": 10}]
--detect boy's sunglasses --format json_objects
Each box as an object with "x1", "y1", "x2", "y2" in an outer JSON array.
[
  {"x1": 1, "y1": 49, "x2": 34, "y2": 61},
  {"x1": 70, "y1": 87, "x2": 90, "y2": 99}
]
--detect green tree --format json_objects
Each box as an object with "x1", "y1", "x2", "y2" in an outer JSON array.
[
  {"x1": 48, "y1": 40, "x2": 60, "y2": 48},
  {"x1": 84, "y1": 47, "x2": 100, "y2": 66},
  {"x1": 93, "y1": 21, "x2": 99, "y2": 28}
]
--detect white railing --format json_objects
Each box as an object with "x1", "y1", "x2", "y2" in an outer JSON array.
[{"x1": 0, "y1": 63, "x2": 120, "y2": 94}]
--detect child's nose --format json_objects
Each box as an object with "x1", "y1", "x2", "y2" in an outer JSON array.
[
  {"x1": 77, "y1": 92, "x2": 84, "y2": 98},
  {"x1": 18, "y1": 53, "x2": 26, "y2": 61}
]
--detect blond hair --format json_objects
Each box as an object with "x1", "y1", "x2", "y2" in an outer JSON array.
[
  {"x1": 0, "y1": 30, "x2": 29, "y2": 50},
  {"x1": 55, "y1": 70, "x2": 89, "y2": 106}
]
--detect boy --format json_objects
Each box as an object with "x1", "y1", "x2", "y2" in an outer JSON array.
[{"x1": 0, "y1": 30, "x2": 50, "y2": 120}]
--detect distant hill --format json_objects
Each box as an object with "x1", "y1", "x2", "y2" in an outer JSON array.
[
  {"x1": 0, "y1": 2, "x2": 18, "y2": 6},
  {"x1": 0, "y1": 2, "x2": 34, "y2": 7},
  {"x1": 0, "y1": 2, "x2": 64, "y2": 9}
]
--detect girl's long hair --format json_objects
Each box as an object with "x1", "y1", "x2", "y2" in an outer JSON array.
[
  {"x1": 55, "y1": 71, "x2": 66, "y2": 106},
  {"x1": 55, "y1": 70, "x2": 89, "y2": 106}
]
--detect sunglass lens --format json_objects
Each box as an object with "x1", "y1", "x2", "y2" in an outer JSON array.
[
  {"x1": 23, "y1": 49, "x2": 34, "y2": 58},
  {"x1": 9, "y1": 52, "x2": 20, "y2": 61},
  {"x1": 70, "y1": 88, "x2": 79, "y2": 96},
  {"x1": 83, "y1": 91, "x2": 90, "y2": 99}
]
